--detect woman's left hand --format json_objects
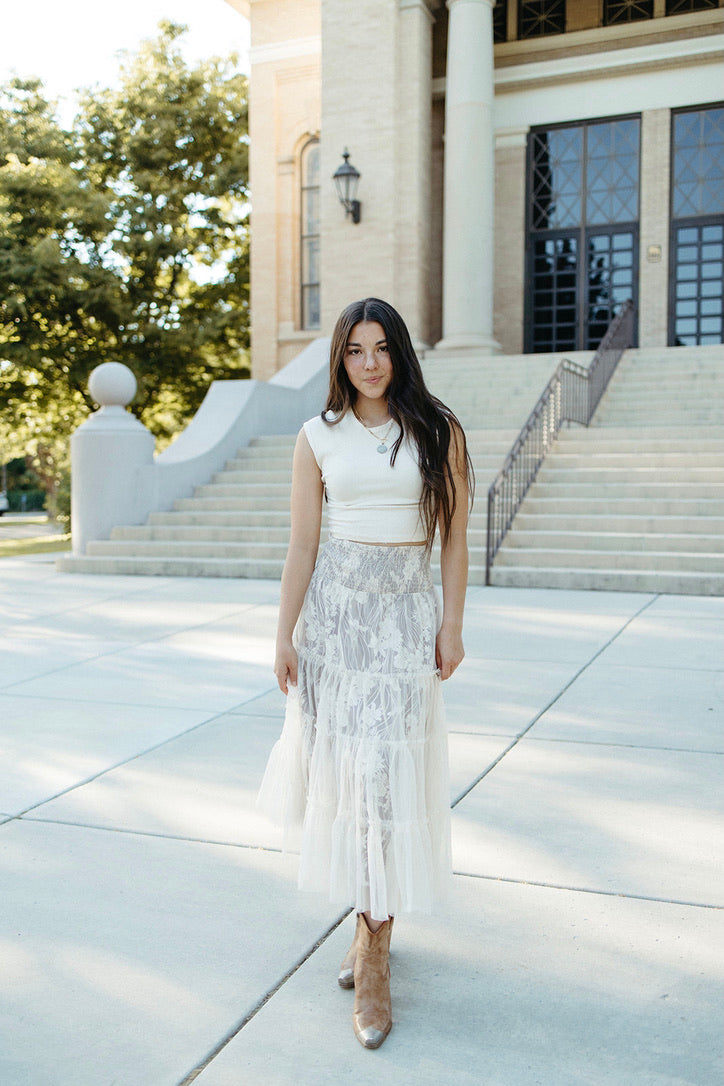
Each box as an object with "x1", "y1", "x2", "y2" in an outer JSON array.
[{"x1": 435, "y1": 623, "x2": 464, "y2": 681}]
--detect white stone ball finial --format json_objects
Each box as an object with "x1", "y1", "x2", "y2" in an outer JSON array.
[{"x1": 88, "y1": 362, "x2": 137, "y2": 408}]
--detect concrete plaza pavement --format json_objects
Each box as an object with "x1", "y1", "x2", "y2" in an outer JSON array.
[{"x1": 1, "y1": 553, "x2": 722, "y2": 1086}]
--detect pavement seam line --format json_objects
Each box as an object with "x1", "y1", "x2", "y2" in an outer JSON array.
[
  {"x1": 7, "y1": 696, "x2": 275, "y2": 820},
  {"x1": 449, "y1": 726, "x2": 724, "y2": 756},
  {"x1": 0, "y1": 598, "x2": 278, "y2": 694},
  {"x1": 523, "y1": 735, "x2": 724, "y2": 755},
  {"x1": 15, "y1": 815, "x2": 285, "y2": 855},
  {"x1": 0, "y1": 576, "x2": 280, "y2": 631},
  {"x1": 175, "y1": 909, "x2": 353, "y2": 1085},
  {"x1": 0, "y1": 689, "x2": 279, "y2": 710},
  {"x1": 450, "y1": 592, "x2": 661, "y2": 809},
  {"x1": 454, "y1": 870, "x2": 722, "y2": 910}
]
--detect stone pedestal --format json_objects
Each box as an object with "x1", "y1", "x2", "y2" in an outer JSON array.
[{"x1": 70, "y1": 364, "x2": 155, "y2": 555}]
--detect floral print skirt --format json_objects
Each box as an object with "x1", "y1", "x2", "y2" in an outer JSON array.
[{"x1": 257, "y1": 537, "x2": 452, "y2": 921}]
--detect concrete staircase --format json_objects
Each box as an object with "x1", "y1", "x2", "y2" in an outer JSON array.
[
  {"x1": 58, "y1": 344, "x2": 724, "y2": 593},
  {"x1": 60, "y1": 350, "x2": 573, "y2": 578},
  {"x1": 490, "y1": 345, "x2": 724, "y2": 594},
  {"x1": 62, "y1": 429, "x2": 515, "y2": 579}
]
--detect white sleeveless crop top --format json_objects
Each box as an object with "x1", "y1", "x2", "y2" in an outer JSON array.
[{"x1": 303, "y1": 411, "x2": 426, "y2": 544}]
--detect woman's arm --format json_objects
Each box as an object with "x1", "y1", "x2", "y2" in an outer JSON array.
[
  {"x1": 436, "y1": 423, "x2": 470, "y2": 681},
  {"x1": 274, "y1": 428, "x2": 324, "y2": 694}
]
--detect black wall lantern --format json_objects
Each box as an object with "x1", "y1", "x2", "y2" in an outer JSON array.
[{"x1": 333, "y1": 148, "x2": 361, "y2": 224}]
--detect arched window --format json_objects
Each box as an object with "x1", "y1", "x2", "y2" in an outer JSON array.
[{"x1": 300, "y1": 140, "x2": 320, "y2": 330}]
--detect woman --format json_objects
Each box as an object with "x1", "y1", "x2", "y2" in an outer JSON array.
[{"x1": 257, "y1": 297, "x2": 473, "y2": 1049}]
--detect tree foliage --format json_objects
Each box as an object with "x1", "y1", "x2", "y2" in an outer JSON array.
[{"x1": 0, "y1": 22, "x2": 250, "y2": 497}]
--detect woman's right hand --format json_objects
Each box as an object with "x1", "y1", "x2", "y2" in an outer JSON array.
[{"x1": 274, "y1": 640, "x2": 298, "y2": 695}]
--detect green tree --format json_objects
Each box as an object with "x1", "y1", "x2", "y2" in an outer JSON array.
[{"x1": 0, "y1": 22, "x2": 250, "y2": 505}]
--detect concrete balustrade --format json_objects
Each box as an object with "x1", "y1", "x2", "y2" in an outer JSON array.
[{"x1": 66, "y1": 338, "x2": 330, "y2": 559}]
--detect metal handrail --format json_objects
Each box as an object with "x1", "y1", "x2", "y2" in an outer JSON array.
[{"x1": 485, "y1": 300, "x2": 635, "y2": 585}]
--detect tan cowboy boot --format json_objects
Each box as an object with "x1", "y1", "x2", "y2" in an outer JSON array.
[
  {"x1": 338, "y1": 915, "x2": 394, "y2": 989},
  {"x1": 352, "y1": 914, "x2": 392, "y2": 1049}
]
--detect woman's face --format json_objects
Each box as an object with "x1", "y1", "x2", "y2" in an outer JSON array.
[{"x1": 343, "y1": 321, "x2": 393, "y2": 404}]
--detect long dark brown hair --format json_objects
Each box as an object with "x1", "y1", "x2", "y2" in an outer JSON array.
[{"x1": 323, "y1": 297, "x2": 474, "y2": 549}]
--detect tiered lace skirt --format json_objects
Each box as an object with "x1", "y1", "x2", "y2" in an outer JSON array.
[{"x1": 257, "y1": 537, "x2": 452, "y2": 921}]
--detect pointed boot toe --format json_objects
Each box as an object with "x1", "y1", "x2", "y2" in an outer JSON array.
[
  {"x1": 354, "y1": 1022, "x2": 391, "y2": 1050},
  {"x1": 338, "y1": 963, "x2": 355, "y2": 989}
]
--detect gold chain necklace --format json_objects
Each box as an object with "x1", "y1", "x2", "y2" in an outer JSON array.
[{"x1": 353, "y1": 410, "x2": 396, "y2": 454}]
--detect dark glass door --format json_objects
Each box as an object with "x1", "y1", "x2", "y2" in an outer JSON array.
[
  {"x1": 669, "y1": 107, "x2": 724, "y2": 346},
  {"x1": 526, "y1": 117, "x2": 640, "y2": 352}
]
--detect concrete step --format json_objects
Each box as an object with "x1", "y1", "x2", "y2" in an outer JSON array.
[
  {"x1": 214, "y1": 469, "x2": 293, "y2": 484},
  {"x1": 173, "y1": 496, "x2": 291, "y2": 512},
  {"x1": 521, "y1": 497, "x2": 724, "y2": 515},
  {"x1": 494, "y1": 547, "x2": 724, "y2": 572},
  {"x1": 581, "y1": 425, "x2": 724, "y2": 438},
  {"x1": 536, "y1": 467, "x2": 724, "y2": 484},
  {"x1": 557, "y1": 438, "x2": 724, "y2": 454},
  {"x1": 87, "y1": 540, "x2": 291, "y2": 560},
  {"x1": 150, "y1": 510, "x2": 293, "y2": 527},
  {"x1": 581, "y1": 428, "x2": 724, "y2": 442},
  {"x1": 513, "y1": 513, "x2": 724, "y2": 534},
  {"x1": 594, "y1": 409, "x2": 724, "y2": 421},
  {"x1": 227, "y1": 449, "x2": 295, "y2": 465},
  {"x1": 250, "y1": 433, "x2": 297, "y2": 446},
  {"x1": 532, "y1": 482, "x2": 724, "y2": 499},
  {"x1": 504, "y1": 530, "x2": 724, "y2": 554},
  {"x1": 112, "y1": 524, "x2": 297, "y2": 543},
  {"x1": 488, "y1": 566, "x2": 724, "y2": 595},
  {"x1": 56, "y1": 555, "x2": 288, "y2": 578},
  {"x1": 194, "y1": 482, "x2": 290, "y2": 497},
  {"x1": 599, "y1": 395, "x2": 724, "y2": 408},
  {"x1": 601, "y1": 382, "x2": 724, "y2": 394},
  {"x1": 545, "y1": 453, "x2": 724, "y2": 468}
]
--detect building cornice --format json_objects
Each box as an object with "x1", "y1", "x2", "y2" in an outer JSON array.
[
  {"x1": 432, "y1": 28, "x2": 722, "y2": 97},
  {"x1": 495, "y1": 8, "x2": 722, "y2": 67},
  {"x1": 494, "y1": 32, "x2": 723, "y2": 93}
]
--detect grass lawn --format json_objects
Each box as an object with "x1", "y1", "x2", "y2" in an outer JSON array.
[{"x1": 0, "y1": 534, "x2": 72, "y2": 557}]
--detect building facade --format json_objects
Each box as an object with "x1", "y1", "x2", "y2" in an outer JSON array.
[{"x1": 225, "y1": 0, "x2": 723, "y2": 379}]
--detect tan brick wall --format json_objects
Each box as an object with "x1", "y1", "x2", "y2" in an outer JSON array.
[
  {"x1": 248, "y1": 0, "x2": 321, "y2": 379},
  {"x1": 249, "y1": 0, "x2": 317, "y2": 47},
  {"x1": 318, "y1": 0, "x2": 434, "y2": 347},
  {"x1": 494, "y1": 134, "x2": 527, "y2": 354},
  {"x1": 320, "y1": 0, "x2": 399, "y2": 331},
  {"x1": 249, "y1": 59, "x2": 279, "y2": 381},
  {"x1": 638, "y1": 108, "x2": 671, "y2": 347}
]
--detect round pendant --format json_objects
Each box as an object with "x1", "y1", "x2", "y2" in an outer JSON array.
[{"x1": 377, "y1": 443, "x2": 388, "y2": 454}]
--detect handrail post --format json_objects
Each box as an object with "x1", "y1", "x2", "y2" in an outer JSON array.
[{"x1": 485, "y1": 486, "x2": 494, "y2": 585}]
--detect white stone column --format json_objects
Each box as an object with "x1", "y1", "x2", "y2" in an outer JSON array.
[
  {"x1": 395, "y1": 0, "x2": 434, "y2": 349},
  {"x1": 436, "y1": 0, "x2": 500, "y2": 352}
]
